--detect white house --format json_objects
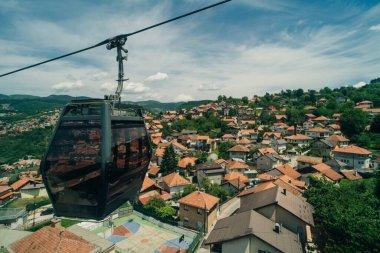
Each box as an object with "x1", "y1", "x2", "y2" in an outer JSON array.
[{"x1": 332, "y1": 145, "x2": 372, "y2": 172}]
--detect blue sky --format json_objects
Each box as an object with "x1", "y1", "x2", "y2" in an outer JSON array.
[{"x1": 1, "y1": 0, "x2": 380, "y2": 102}]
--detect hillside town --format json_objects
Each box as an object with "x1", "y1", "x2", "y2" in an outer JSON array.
[{"x1": 0, "y1": 89, "x2": 380, "y2": 253}]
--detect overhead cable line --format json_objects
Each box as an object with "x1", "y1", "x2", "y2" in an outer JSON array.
[{"x1": 0, "y1": 0, "x2": 231, "y2": 78}]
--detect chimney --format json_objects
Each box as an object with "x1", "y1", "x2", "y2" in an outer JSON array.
[
  {"x1": 282, "y1": 188, "x2": 287, "y2": 195},
  {"x1": 51, "y1": 218, "x2": 62, "y2": 229},
  {"x1": 273, "y1": 223, "x2": 281, "y2": 233}
]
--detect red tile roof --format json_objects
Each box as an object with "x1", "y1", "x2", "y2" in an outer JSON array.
[
  {"x1": 148, "y1": 167, "x2": 160, "y2": 175},
  {"x1": 10, "y1": 226, "x2": 96, "y2": 253},
  {"x1": 226, "y1": 160, "x2": 249, "y2": 170},
  {"x1": 140, "y1": 176, "x2": 161, "y2": 192},
  {"x1": 162, "y1": 172, "x2": 190, "y2": 187},
  {"x1": 178, "y1": 191, "x2": 219, "y2": 210},
  {"x1": 305, "y1": 127, "x2": 330, "y2": 133},
  {"x1": 276, "y1": 164, "x2": 301, "y2": 179},
  {"x1": 224, "y1": 172, "x2": 250, "y2": 183},
  {"x1": 178, "y1": 157, "x2": 197, "y2": 168},
  {"x1": 332, "y1": 145, "x2": 371, "y2": 155},
  {"x1": 11, "y1": 177, "x2": 32, "y2": 191},
  {"x1": 312, "y1": 163, "x2": 343, "y2": 181},
  {"x1": 340, "y1": 170, "x2": 363, "y2": 181},
  {"x1": 326, "y1": 135, "x2": 349, "y2": 142},
  {"x1": 228, "y1": 145, "x2": 249, "y2": 152},
  {"x1": 258, "y1": 148, "x2": 278, "y2": 155},
  {"x1": 285, "y1": 134, "x2": 312, "y2": 140},
  {"x1": 297, "y1": 155, "x2": 323, "y2": 165},
  {"x1": 238, "y1": 182, "x2": 276, "y2": 197}
]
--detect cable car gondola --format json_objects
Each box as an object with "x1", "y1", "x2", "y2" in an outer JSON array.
[
  {"x1": 0, "y1": 0, "x2": 231, "y2": 220},
  {"x1": 40, "y1": 38, "x2": 152, "y2": 220}
]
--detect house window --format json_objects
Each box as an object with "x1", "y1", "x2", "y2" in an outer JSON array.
[
  {"x1": 184, "y1": 217, "x2": 189, "y2": 224},
  {"x1": 197, "y1": 208, "x2": 203, "y2": 215},
  {"x1": 184, "y1": 205, "x2": 189, "y2": 211}
]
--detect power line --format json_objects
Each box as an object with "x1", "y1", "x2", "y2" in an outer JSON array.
[{"x1": 0, "y1": 0, "x2": 231, "y2": 78}]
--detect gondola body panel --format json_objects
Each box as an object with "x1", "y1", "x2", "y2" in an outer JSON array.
[{"x1": 40, "y1": 100, "x2": 151, "y2": 220}]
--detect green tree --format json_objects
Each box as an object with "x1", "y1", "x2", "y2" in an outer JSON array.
[
  {"x1": 9, "y1": 174, "x2": 20, "y2": 185},
  {"x1": 242, "y1": 96, "x2": 249, "y2": 104},
  {"x1": 156, "y1": 205, "x2": 176, "y2": 218},
  {"x1": 145, "y1": 196, "x2": 166, "y2": 211},
  {"x1": 218, "y1": 142, "x2": 235, "y2": 160},
  {"x1": 370, "y1": 114, "x2": 380, "y2": 133},
  {"x1": 339, "y1": 108, "x2": 368, "y2": 138},
  {"x1": 182, "y1": 184, "x2": 198, "y2": 197},
  {"x1": 304, "y1": 178, "x2": 380, "y2": 252},
  {"x1": 160, "y1": 145, "x2": 178, "y2": 176}
]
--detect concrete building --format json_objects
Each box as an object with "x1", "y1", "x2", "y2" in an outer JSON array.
[
  {"x1": 332, "y1": 145, "x2": 372, "y2": 172},
  {"x1": 178, "y1": 191, "x2": 219, "y2": 232}
]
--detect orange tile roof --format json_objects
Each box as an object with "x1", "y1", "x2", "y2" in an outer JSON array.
[
  {"x1": 263, "y1": 132, "x2": 281, "y2": 139},
  {"x1": 340, "y1": 170, "x2": 363, "y2": 181},
  {"x1": 140, "y1": 176, "x2": 161, "y2": 192},
  {"x1": 332, "y1": 145, "x2": 371, "y2": 155},
  {"x1": 178, "y1": 191, "x2": 219, "y2": 210},
  {"x1": 10, "y1": 226, "x2": 96, "y2": 253},
  {"x1": 257, "y1": 173, "x2": 278, "y2": 181},
  {"x1": 240, "y1": 129, "x2": 256, "y2": 135},
  {"x1": 312, "y1": 163, "x2": 343, "y2": 181},
  {"x1": 224, "y1": 172, "x2": 250, "y2": 183},
  {"x1": 171, "y1": 141, "x2": 187, "y2": 151},
  {"x1": 237, "y1": 181, "x2": 276, "y2": 197},
  {"x1": 178, "y1": 157, "x2": 197, "y2": 168},
  {"x1": 305, "y1": 106, "x2": 317, "y2": 110},
  {"x1": 358, "y1": 100, "x2": 372, "y2": 104},
  {"x1": 326, "y1": 135, "x2": 349, "y2": 142},
  {"x1": 276, "y1": 164, "x2": 301, "y2": 179},
  {"x1": 258, "y1": 148, "x2": 278, "y2": 155},
  {"x1": 278, "y1": 175, "x2": 305, "y2": 188},
  {"x1": 0, "y1": 186, "x2": 11, "y2": 193},
  {"x1": 0, "y1": 191, "x2": 13, "y2": 200},
  {"x1": 238, "y1": 138, "x2": 251, "y2": 144},
  {"x1": 11, "y1": 177, "x2": 32, "y2": 191},
  {"x1": 275, "y1": 115, "x2": 287, "y2": 120},
  {"x1": 297, "y1": 155, "x2": 323, "y2": 165},
  {"x1": 305, "y1": 113, "x2": 316, "y2": 118},
  {"x1": 285, "y1": 134, "x2": 313, "y2": 140},
  {"x1": 162, "y1": 172, "x2": 190, "y2": 187},
  {"x1": 222, "y1": 134, "x2": 235, "y2": 138},
  {"x1": 190, "y1": 135, "x2": 209, "y2": 140},
  {"x1": 305, "y1": 127, "x2": 330, "y2": 133},
  {"x1": 155, "y1": 148, "x2": 165, "y2": 157},
  {"x1": 215, "y1": 159, "x2": 227, "y2": 164},
  {"x1": 313, "y1": 116, "x2": 329, "y2": 121},
  {"x1": 148, "y1": 167, "x2": 160, "y2": 175},
  {"x1": 228, "y1": 145, "x2": 249, "y2": 152},
  {"x1": 226, "y1": 160, "x2": 249, "y2": 170}
]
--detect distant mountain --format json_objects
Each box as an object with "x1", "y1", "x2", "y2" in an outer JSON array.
[
  {"x1": 0, "y1": 94, "x2": 212, "y2": 114},
  {"x1": 124, "y1": 99, "x2": 212, "y2": 112}
]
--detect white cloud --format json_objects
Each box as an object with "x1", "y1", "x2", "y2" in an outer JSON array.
[
  {"x1": 369, "y1": 24, "x2": 380, "y2": 31},
  {"x1": 91, "y1": 72, "x2": 109, "y2": 81},
  {"x1": 137, "y1": 92, "x2": 162, "y2": 100},
  {"x1": 353, "y1": 81, "x2": 366, "y2": 89},
  {"x1": 145, "y1": 72, "x2": 169, "y2": 82},
  {"x1": 100, "y1": 82, "x2": 116, "y2": 92},
  {"x1": 175, "y1": 94, "x2": 193, "y2": 102},
  {"x1": 198, "y1": 83, "x2": 223, "y2": 91},
  {"x1": 52, "y1": 80, "x2": 83, "y2": 92},
  {"x1": 124, "y1": 82, "x2": 149, "y2": 94}
]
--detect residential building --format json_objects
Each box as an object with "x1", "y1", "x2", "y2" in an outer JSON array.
[
  {"x1": 0, "y1": 186, "x2": 13, "y2": 205},
  {"x1": 271, "y1": 139, "x2": 287, "y2": 154},
  {"x1": 326, "y1": 135, "x2": 349, "y2": 147},
  {"x1": 310, "y1": 139, "x2": 337, "y2": 160},
  {"x1": 238, "y1": 186, "x2": 314, "y2": 244},
  {"x1": 9, "y1": 226, "x2": 101, "y2": 253},
  {"x1": 162, "y1": 172, "x2": 191, "y2": 195},
  {"x1": 285, "y1": 134, "x2": 313, "y2": 147},
  {"x1": 311, "y1": 163, "x2": 344, "y2": 183},
  {"x1": 257, "y1": 153, "x2": 284, "y2": 171},
  {"x1": 228, "y1": 145, "x2": 249, "y2": 161},
  {"x1": 0, "y1": 208, "x2": 27, "y2": 229},
  {"x1": 196, "y1": 161, "x2": 225, "y2": 186},
  {"x1": 139, "y1": 176, "x2": 170, "y2": 205},
  {"x1": 332, "y1": 145, "x2": 372, "y2": 172},
  {"x1": 305, "y1": 127, "x2": 331, "y2": 139},
  {"x1": 297, "y1": 155, "x2": 323, "y2": 170},
  {"x1": 20, "y1": 182, "x2": 48, "y2": 199},
  {"x1": 340, "y1": 169, "x2": 363, "y2": 181},
  {"x1": 205, "y1": 210, "x2": 303, "y2": 253},
  {"x1": 226, "y1": 160, "x2": 249, "y2": 174},
  {"x1": 178, "y1": 191, "x2": 219, "y2": 232}
]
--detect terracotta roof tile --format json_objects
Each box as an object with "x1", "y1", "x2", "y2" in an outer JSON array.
[
  {"x1": 226, "y1": 160, "x2": 249, "y2": 170},
  {"x1": 178, "y1": 191, "x2": 219, "y2": 210},
  {"x1": 258, "y1": 148, "x2": 278, "y2": 155},
  {"x1": 140, "y1": 176, "x2": 162, "y2": 192},
  {"x1": 228, "y1": 145, "x2": 249, "y2": 152},
  {"x1": 148, "y1": 167, "x2": 160, "y2": 175},
  {"x1": 238, "y1": 181, "x2": 276, "y2": 197},
  {"x1": 326, "y1": 135, "x2": 349, "y2": 142},
  {"x1": 340, "y1": 170, "x2": 363, "y2": 181},
  {"x1": 305, "y1": 127, "x2": 330, "y2": 133},
  {"x1": 332, "y1": 145, "x2": 371, "y2": 155},
  {"x1": 155, "y1": 148, "x2": 165, "y2": 157},
  {"x1": 313, "y1": 116, "x2": 329, "y2": 121},
  {"x1": 276, "y1": 164, "x2": 301, "y2": 179},
  {"x1": 224, "y1": 172, "x2": 250, "y2": 183},
  {"x1": 297, "y1": 155, "x2": 323, "y2": 165},
  {"x1": 178, "y1": 157, "x2": 197, "y2": 168},
  {"x1": 11, "y1": 177, "x2": 32, "y2": 191},
  {"x1": 312, "y1": 163, "x2": 344, "y2": 181},
  {"x1": 10, "y1": 226, "x2": 96, "y2": 253},
  {"x1": 285, "y1": 134, "x2": 313, "y2": 140},
  {"x1": 162, "y1": 172, "x2": 190, "y2": 187}
]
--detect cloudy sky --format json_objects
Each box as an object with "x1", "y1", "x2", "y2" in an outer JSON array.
[{"x1": 1, "y1": 0, "x2": 380, "y2": 102}]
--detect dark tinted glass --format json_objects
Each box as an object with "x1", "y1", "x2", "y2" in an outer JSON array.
[
  {"x1": 108, "y1": 122, "x2": 150, "y2": 204},
  {"x1": 63, "y1": 103, "x2": 102, "y2": 117},
  {"x1": 44, "y1": 120, "x2": 102, "y2": 218}
]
